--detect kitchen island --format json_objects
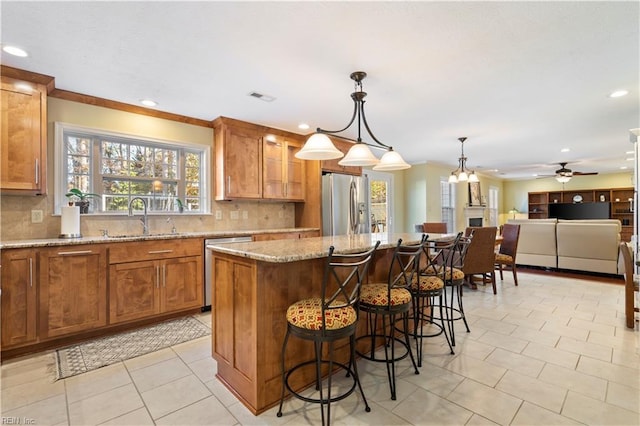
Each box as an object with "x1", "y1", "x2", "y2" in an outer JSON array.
[{"x1": 207, "y1": 232, "x2": 445, "y2": 414}]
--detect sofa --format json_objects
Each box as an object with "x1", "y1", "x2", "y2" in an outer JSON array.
[{"x1": 507, "y1": 218, "x2": 622, "y2": 275}]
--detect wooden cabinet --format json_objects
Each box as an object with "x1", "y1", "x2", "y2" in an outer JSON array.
[
  {"x1": 1, "y1": 76, "x2": 47, "y2": 195},
  {"x1": 611, "y1": 188, "x2": 634, "y2": 242},
  {"x1": 39, "y1": 245, "x2": 107, "y2": 339},
  {"x1": 527, "y1": 192, "x2": 548, "y2": 218},
  {"x1": 321, "y1": 137, "x2": 362, "y2": 176},
  {"x1": 263, "y1": 135, "x2": 305, "y2": 201},
  {"x1": 252, "y1": 229, "x2": 320, "y2": 241},
  {"x1": 214, "y1": 118, "x2": 263, "y2": 200},
  {"x1": 527, "y1": 187, "x2": 635, "y2": 241},
  {"x1": 1, "y1": 249, "x2": 37, "y2": 348},
  {"x1": 109, "y1": 238, "x2": 203, "y2": 324}
]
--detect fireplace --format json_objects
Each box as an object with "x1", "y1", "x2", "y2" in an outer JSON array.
[
  {"x1": 464, "y1": 206, "x2": 487, "y2": 227},
  {"x1": 469, "y1": 218, "x2": 483, "y2": 227}
]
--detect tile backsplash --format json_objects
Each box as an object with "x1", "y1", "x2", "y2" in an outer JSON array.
[{"x1": 0, "y1": 194, "x2": 296, "y2": 241}]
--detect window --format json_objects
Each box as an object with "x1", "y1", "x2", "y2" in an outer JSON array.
[
  {"x1": 488, "y1": 186, "x2": 499, "y2": 226},
  {"x1": 55, "y1": 123, "x2": 210, "y2": 215},
  {"x1": 440, "y1": 179, "x2": 456, "y2": 232}
]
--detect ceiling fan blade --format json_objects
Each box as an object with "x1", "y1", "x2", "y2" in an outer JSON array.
[{"x1": 573, "y1": 171, "x2": 598, "y2": 176}]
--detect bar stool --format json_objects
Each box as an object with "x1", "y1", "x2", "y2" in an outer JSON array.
[
  {"x1": 277, "y1": 242, "x2": 379, "y2": 426},
  {"x1": 424, "y1": 232, "x2": 472, "y2": 347},
  {"x1": 408, "y1": 234, "x2": 462, "y2": 365},
  {"x1": 356, "y1": 237, "x2": 424, "y2": 400}
]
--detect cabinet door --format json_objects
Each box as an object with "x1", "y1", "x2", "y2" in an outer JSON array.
[
  {"x1": 217, "y1": 126, "x2": 263, "y2": 200},
  {"x1": 39, "y1": 246, "x2": 107, "y2": 338},
  {"x1": 161, "y1": 256, "x2": 203, "y2": 313},
  {"x1": 109, "y1": 260, "x2": 160, "y2": 324},
  {"x1": 285, "y1": 140, "x2": 305, "y2": 201},
  {"x1": 263, "y1": 137, "x2": 285, "y2": 199},
  {"x1": 1, "y1": 249, "x2": 37, "y2": 347},
  {"x1": 1, "y1": 77, "x2": 46, "y2": 194}
]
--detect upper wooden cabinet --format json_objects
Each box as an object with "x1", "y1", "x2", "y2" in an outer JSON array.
[
  {"x1": 213, "y1": 117, "x2": 307, "y2": 201},
  {"x1": 1, "y1": 76, "x2": 47, "y2": 195},
  {"x1": 263, "y1": 135, "x2": 305, "y2": 201},
  {"x1": 321, "y1": 136, "x2": 362, "y2": 176},
  {"x1": 214, "y1": 118, "x2": 263, "y2": 200}
]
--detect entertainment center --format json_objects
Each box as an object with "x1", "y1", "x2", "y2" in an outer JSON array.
[{"x1": 528, "y1": 187, "x2": 634, "y2": 241}]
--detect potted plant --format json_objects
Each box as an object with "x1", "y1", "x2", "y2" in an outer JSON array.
[{"x1": 65, "y1": 188, "x2": 100, "y2": 214}]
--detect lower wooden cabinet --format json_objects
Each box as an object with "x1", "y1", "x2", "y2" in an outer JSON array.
[
  {"x1": 1, "y1": 249, "x2": 37, "y2": 347},
  {"x1": 109, "y1": 238, "x2": 203, "y2": 324},
  {"x1": 39, "y1": 245, "x2": 107, "y2": 339}
]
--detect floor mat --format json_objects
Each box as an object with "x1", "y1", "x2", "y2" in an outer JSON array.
[{"x1": 54, "y1": 316, "x2": 210, "y2": 380}]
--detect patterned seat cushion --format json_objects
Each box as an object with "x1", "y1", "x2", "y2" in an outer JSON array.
[
  {"x1": 411, "y1": 274, "x2": 444, "y2": 291},
  {"x1": 360, "y1": 283, "x2": 412, "y2": 306},
  {"x1": 286, "y1": 298, "x2": 357, "y2": 330},
  {"x1": 423, "y1": 265, "x2": 465, "y2": 281},
  {"x1": 495, "y1": 253, "x2": 513, "y2": 264}
]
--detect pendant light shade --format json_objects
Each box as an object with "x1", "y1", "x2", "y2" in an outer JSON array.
[
  {"x1": 372, "y1": 150, "x2": 411, "y2": 171},
  {"x1": 338, "y1": 143, "x2": 379, "y2": 166},
  {"x1": 296, "y1": 71, "x2": 411, "y2": 171},
  {"x1": 295, "y1": 133, "x2": 344, "y2": 160}
]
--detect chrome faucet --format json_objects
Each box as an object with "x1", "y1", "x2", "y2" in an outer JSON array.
[{"x1": 128, "y1": 197, "x2": 149, "y2": 235}]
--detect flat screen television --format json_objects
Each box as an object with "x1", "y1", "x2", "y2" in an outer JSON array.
[{"x1": 548, "y1": 202, "x2": 610, "y2": 220}]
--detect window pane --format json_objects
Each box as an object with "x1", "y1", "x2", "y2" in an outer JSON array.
[{"x1": 60, "y1": 125, "x2": 207, "y2": 214}]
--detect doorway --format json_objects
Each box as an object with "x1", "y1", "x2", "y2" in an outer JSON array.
[{"x1": 368, "y1": 171, "x2": 394, "y2": 233}]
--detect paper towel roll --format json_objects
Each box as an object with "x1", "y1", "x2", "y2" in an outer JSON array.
[{"x1": 60, "y1": 205, "x2": 81, "y2": 238}]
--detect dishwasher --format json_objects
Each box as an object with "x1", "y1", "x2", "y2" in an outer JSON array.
[{"x1": 204, "y1": 236, "x2": 253, "y2": 311}]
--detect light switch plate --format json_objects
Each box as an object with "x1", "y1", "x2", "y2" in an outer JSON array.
[
  {"x1": 215, "y1": 210, "x2": 222, "y2": 220},
  {"x1": 230, "y1": 210, "x2": 239, "y2": 220},
  {"x1": 242, "y1": 210, "x2": 248, "y2": 220}
]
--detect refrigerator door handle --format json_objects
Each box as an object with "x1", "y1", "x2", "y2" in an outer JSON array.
[{"x1": 349, "y1": 180, "x2": 358, "y2": 233}]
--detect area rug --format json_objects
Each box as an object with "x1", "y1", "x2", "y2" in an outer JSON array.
[{"x1": 54, "y1": 316, "x2": 211, "y2": 380}]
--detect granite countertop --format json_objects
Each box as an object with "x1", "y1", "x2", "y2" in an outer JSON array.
[
  {"x1": 0, "y1": 228, "x2": 319, "y2": 249},
  {"x1": 207, "y1": 232, "x2": 454, "y2": 263}
]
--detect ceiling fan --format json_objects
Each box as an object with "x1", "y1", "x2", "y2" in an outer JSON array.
[{"x1": 539, "y1": 162, "x2": 599, "y2": 182}]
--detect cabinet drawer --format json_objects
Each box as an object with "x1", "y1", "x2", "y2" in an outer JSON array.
[{"x1": 109, "y1": 238, "x2": 201, "y2": 264}]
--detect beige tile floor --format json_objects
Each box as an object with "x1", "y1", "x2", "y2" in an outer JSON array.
[{"x1": 1, "y1": 271, "x2": 639, "y2": 425}]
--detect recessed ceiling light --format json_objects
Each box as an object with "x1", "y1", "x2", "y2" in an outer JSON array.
[
  {"x1": 609, "y1": 90, "x2": 629, "y2": 98},
  {"x1": 2, "y1": 45, "x2": 28, "y2": 57},
  {"x1": 560, "y1": 148, "x2": 570, "y2": 153},
  {"x1": 140, "y1": 99, "x2": 157, "y2": 107},
  {"x1": 620, "y1": 166, "x2": 628, "y2": 170},
  {"x1": 298, "y1": 123, "x2": 310, "y2": 130},
  {"x1": 626, "y1": 157, "x2": 634, "y2": 161}
]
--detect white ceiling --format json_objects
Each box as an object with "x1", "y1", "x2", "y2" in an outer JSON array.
[{"x1": 2, "y1": 1, "x2": 638, "y2": 180}]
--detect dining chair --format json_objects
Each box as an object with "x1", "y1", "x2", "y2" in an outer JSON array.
[
  {"x1": 422, "y1": 222, "x2": 448, "y2": 233},
  {"x1": 495, "y1": 223, "x2": 521, "y2": 287},
  {"x1": 620, "y1": 242, "x2": 639, "y2": 329},
  {"x1": 462, "y1": 226, "x2": 498, "y2": 294},
  {"x1": 357, "y1": 237, "x2": 424, "y2": 400},
  {"x1": 277, "y1": 242, "x2": 380, "y2": 425}
]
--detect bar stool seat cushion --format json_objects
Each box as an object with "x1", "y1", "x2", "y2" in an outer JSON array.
[
  {"x1": 360, "y1": 284, "x2": 412, "y2": 306},
  {"x1": 423, "y1": 265, "x2": 465, "y2": 281},
  {"x1": 495, "y1": 253, "x2": 513, "y2": 263},
  {"x1": 286, "y1": 298, "x2": 357, "y2": 330},
  {"x1": 411, "y1": 274, "x2": 445, "y2": 291}
]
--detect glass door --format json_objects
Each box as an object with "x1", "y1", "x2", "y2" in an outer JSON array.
[{"x1": 368, "y1": 171, "x2": 393, "y2": 234}]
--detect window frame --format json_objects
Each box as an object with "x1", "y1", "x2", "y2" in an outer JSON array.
[{"x1": 54, "y1": 122, "x2": 210, "y2": 216}]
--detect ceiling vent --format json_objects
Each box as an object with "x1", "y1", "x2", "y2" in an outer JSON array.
[{"x1": 248, "y1": 91, "x2": 275, "y2": 102}]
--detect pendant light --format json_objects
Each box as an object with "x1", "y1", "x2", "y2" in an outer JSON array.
[{"x1": 448, "y1": 137, "x2": 479, "y2": 183}]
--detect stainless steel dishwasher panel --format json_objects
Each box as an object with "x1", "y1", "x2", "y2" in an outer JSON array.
[{"x1": 204, "y1": 236, "x2": 253, "y2": 311}]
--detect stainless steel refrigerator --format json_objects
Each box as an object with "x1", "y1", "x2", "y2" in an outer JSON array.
[{"x1": 322, "y1": 173, "x2": 370, "y2": 236}]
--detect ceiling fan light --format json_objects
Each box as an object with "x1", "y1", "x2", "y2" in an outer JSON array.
[
  {"x1": 372, "y1": 150, "x2": 411, "y2": 171},
  {"x1": 338, "y1": 143, "x2": 379, "y2": 166},
  {"x1": 556, "y1": 175, "x2": 571, "y2": 183},
  {"x1": 468, "y1": 172, "x2": 479, "y2": 183},
  {"x1": 295, "y1": 133, "x2": 344, "y2": 160}
]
